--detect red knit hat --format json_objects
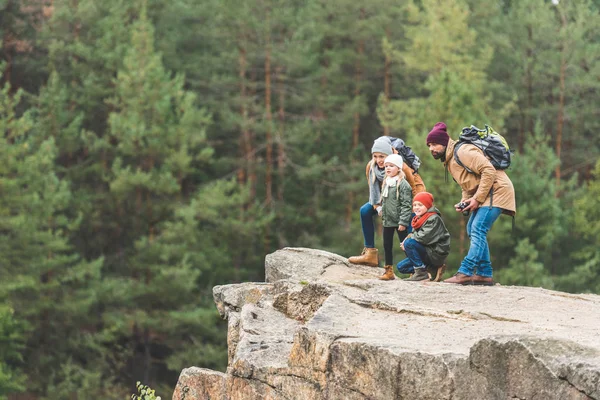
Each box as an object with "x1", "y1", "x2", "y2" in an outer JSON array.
[
  {"x1": 426, "y1": 122, "x2": 450, "y2": 146},
  {"x1": 413, "y1": 192, "x2": 434, "y2": 210}
]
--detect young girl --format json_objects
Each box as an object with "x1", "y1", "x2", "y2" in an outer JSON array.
[
  {"x1": 378, "y1": 154, "x2": 413, "y2": 281},
  {"x1": 398, "y1": 192, "x2": 450, "y2": 281}
]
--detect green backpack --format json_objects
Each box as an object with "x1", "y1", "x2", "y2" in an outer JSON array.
[{"x1": 454, "y1": 124, "x2": 512, "y2": 173}]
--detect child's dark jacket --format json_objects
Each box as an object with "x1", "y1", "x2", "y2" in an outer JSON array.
[{"x1": 411, "y1": 206, "x2": 450, "y2": 267}]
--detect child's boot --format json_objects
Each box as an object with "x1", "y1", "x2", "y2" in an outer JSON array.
[
  {"x1": 404, "y1": 267, "x2": 429, "y2": 281},
  {"x1": 432, "y1": 264, "x2": 446, "y2": 282},
  {"x1": 348, "y1": 247, "x2": 379, "y2": 267},
  {"x1": 379, "y1": 265, "x2": 396, "y2": 280}
]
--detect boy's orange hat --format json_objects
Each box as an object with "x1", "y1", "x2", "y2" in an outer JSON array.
[{"x1": 414, "y1": 192, "x2": 434, "y2": 209}]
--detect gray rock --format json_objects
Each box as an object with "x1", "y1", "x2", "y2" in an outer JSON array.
[{"x1": 174, "y1": 248, "x2": 600, "y2": 400}]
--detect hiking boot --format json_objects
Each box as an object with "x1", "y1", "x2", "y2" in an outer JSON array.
[
  {"x1": 378, "y1": 265, "x2": 396, "y2": 281},
  {"x1": 443, "y1": 273, "x2": 473, "y2": 285},
  {"x1": 472, "y1": 275, "x2": 494, "y2": 286},
  {"x1": 427, "y1": 264, "x2": 446, "y2": 282},
  {"x1": 404, "y1": 267, "x2": 429, "y2": 281},
  {"x1": 348, "y1": 247, "x2": 379, "y2": 267}
]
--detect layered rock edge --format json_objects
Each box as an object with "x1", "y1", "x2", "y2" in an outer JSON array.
[{"x1": 173, "y1": 247, "x2": 600, "y2": 400}]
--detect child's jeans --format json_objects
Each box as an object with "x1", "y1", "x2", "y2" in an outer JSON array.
[{"x1": 396, "y1": 238, "x2": 431, "y2": 274}]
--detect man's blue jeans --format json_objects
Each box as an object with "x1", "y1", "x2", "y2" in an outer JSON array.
[
  {"x1": 360, "y1": 202, "x2": 415, "y2": 248},
  {"x1": 457, "y1": 206, "x2": 503, "y2": 278},
  {"x1": 396, "y1": 238, "x2": 430, "y2": 274}
]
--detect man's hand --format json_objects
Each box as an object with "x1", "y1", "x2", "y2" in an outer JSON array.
[
  {"x1": 376, "y1": 206, "x2": 382, "y2": 216},
  {"x1": 398, "y1": 225, "x2": 406, "y2": 232},
  {"x1": 455, "y1": 197, "x2": 480, "y2": 212}
]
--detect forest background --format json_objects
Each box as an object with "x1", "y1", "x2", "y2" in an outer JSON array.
[{"x1": 1, "y1": 0, "x2": 599, "y2": 398}]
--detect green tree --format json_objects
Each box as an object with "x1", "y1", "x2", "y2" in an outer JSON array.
[
  {"x1": 0, "y1": 82, "x2": 106, "y2": 397},
  {"x1": 0, "y1": 306, "x2": 25, "y2": 399},
  {"x1": 0, "y1": 0, "x2": 49, "y2": 93},
  {"x1": 488, "y1": 0, "x2": 600, "y2": 178},
  {"x1": 557, "y1": 160, "x2": 600, "y2": 294},
  {"x1": 39, "y1": 0, "x2": 136, "y2": 264},
  {"x1": 493, "y1": 129, "x2": 580, "y2": 286},
  {"x1": 94, "y1": 4, "x2": 218, "y2": 392}
]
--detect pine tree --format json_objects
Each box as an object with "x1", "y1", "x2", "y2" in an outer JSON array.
[
  {"x1": 0, "y1": 305, "x2": 25, "y2": 398},
  {"x1": 488, "y1": 0, "x2": 600, "y2": 179},
  {"x1": 492, "y1": 128, "x2": 579, "y2": 285},
  {"x1": 557, "y1": 160, "x2": 600, "y2": 294},
  {"x1": 0, "y1": 0, "x2": 50, "y2": 93},
  {"x1": 0, "y1": 82, "x2": 105, "y2": 397},
  {"x1": 97, "y1": 4, "x2": 215, "y2": 391}
]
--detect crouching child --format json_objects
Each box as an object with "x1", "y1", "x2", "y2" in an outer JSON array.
[{"x1": 398, "y1": 192, "x2": 450, "y2": 282}]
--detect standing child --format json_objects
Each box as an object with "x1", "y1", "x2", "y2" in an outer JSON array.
[
  {"x1": 378, "y1": 154, "x2": 413, "y2": 281},
  {"x1": 398, "y1": 192, "x2": 450, "y2": 281}
]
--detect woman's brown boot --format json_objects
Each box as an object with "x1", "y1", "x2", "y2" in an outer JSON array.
[
  {"x1": 379, "y1": 265, "x2": 396, "y2": 281},
  {"x1": 348, "y1": 247, "x2": 379, "y2": 267}
]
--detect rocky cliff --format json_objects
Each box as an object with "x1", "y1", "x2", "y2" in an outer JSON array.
[{"x1": 173, "y1": 248, "x2": 600, "y2": 400}]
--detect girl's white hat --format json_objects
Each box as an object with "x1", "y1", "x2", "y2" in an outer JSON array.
[{"x1": 384, "y1": 154, "x2": 404, "y2": 169}]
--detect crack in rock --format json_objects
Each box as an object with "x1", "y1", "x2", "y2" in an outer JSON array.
[{"x1": 344, "y1": 297, "x2": 465, "y2": 321}]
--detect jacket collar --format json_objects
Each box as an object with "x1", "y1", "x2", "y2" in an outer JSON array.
[{"x1": 443, "y1": 139, "x2": 457, "y2": 168}]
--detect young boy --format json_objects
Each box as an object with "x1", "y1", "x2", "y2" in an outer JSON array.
[
  {"x1": 398, "y1": 192, "x2": 450, "y2": 282},
  {"x1": 378, "y1": 154, "x2": 413, "y2": 281}
]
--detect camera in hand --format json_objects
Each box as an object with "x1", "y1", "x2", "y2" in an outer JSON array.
[{"x1": 457, "y1": 201, "x2": 470, "y2": 216}]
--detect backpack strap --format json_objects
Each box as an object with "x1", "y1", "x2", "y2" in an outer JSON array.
[{"x1": 453, "y1": 142, "x2": 475, "y2": 174}]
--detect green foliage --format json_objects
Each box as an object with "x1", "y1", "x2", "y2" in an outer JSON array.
[
  {"x1": 495, "y1": 239, "x2": 554, "y2": 288},
  {"x1": 131, "y1": 382, "x2": 161, "y2": 400},
  {"x1": 0, "y1": 306, "x2": 25, "y2": 398},
  {"x1": 556, "y1": 160, "x2": 600, "y2": 293}
]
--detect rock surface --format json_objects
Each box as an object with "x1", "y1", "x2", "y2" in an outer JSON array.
[{"x1": 173, "y1": 247, "x2": 600, "y2": 400}]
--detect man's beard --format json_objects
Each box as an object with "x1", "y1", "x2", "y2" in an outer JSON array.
[{"x1": 431, "y1": 149, "x2": 446, "y2": 161}]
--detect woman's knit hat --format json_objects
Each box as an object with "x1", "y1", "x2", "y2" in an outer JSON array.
[
  {"x1": 414, "y1": 192, "x2": 434, "y2": 209},
  {"x1": 384, "y1": 154, "x2": 404, "y2": 170},
  {"x1": 371, "y1": 137, "x2": 393, "y2": 155},
  {"x1": 426, "y1": 122, "x2": 450, "y2": 147}
]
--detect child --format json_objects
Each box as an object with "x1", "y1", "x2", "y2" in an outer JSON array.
[
  {"x1": 398, "y1": 192, "x2": 450, "y2": 281},
  {"x1": 378, "y1": 154, "x2": 413, "y2": 281}
]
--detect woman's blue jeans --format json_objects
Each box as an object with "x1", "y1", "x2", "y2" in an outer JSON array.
[
  {"x1": 360, "y1": 202, "x2": 415, "y2": 248},
  {"x1": 360, "y1": 202, "x2": 377, "y2": 248},
  {"x1": 396, "y1": 238, "x2": 430, "y2": 274},
  {"x1": 457, "y1": 206, "x2": 502, "y2": 278}
]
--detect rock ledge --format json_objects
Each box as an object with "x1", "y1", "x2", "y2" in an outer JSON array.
[{"x1": 173, "y1": 247, "x2": 600, "y2": 400}]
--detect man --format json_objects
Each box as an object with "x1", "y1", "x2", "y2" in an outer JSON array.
[
  {"x1": 348, "y1": 136, "x2": 426, "y2": 268},
  {"x1": 426, "y1": 122, "x2": 516, "y2": 285}
]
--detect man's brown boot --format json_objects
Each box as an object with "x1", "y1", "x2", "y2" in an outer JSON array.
[
  {"x1": 379, "y1": 265, "x2": 396, "y2": 281},
  {"x1": 443, "y1": 273, "x2": 473, "y2": 285},
  {"x1": 472, "y1": 275, "x2": 494, "y2": 286},
  {"x1": 348, "y1": 247, "x2": 379, "y2": 267}
]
